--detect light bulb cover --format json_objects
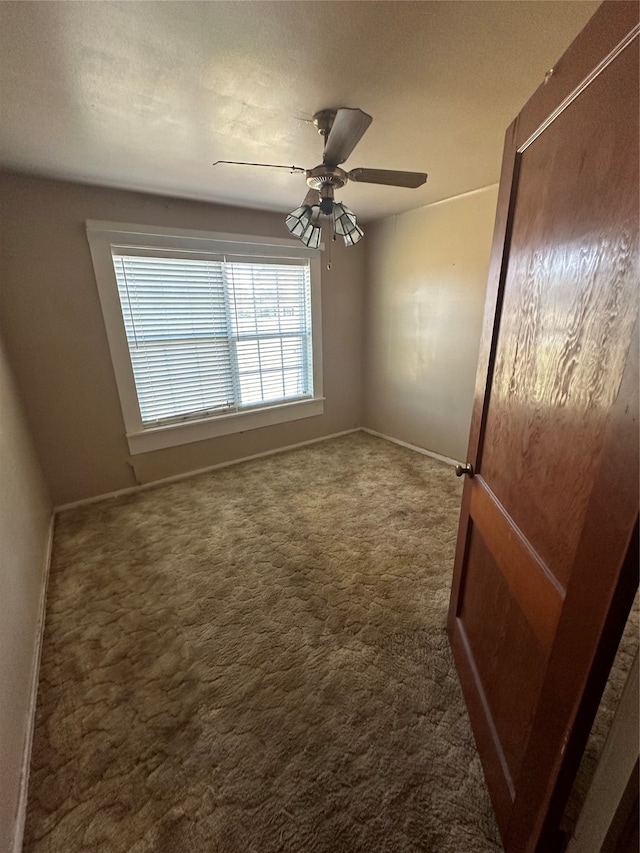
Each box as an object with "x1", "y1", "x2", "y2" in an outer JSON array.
[
  {"x1": 332, "y1": 202, "x2": 357, "y2": 236},
  {"x1": 287, "y1": 199, "x2": 361, "y2": 249},
  {"x1": 300, "y1": 221, "x2": 322, "y2": 249},
  {"x1": 333, "y1": 202, "x2": 364, "y2": 246},
  {"x1": 285, "y1": 205, "x2": 313, "y2": 238},
  {"x1": 342, "y1": 223, "x2": 364, "y2": 246}
]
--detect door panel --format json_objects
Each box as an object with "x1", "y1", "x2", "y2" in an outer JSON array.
[
  {"x1": 480, "y1": 40, "x2": 639, "y2": 589},
  {"x1": 468, "y1": 479, "x2": 563, "y2": 648},
  {"x1": 459, "y1": 523, "x2": 549, "y2": 782},
  {"x1": 447, "y1": 4, "x2": 639, "y2": 851}
]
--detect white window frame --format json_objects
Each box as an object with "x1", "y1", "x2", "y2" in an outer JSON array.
[{"x1": 86, "y1": 221, "x2": 324, "y2": 455}]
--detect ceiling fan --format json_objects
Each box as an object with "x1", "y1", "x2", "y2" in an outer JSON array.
[{"x1": 213, "y1": 107, "x2": 427, "y2": 249}]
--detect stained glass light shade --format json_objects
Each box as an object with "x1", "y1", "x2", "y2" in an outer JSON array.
[
  {"x1": 285, "y1": 205, "x2": 313, "y2": 237},
  {"x1": 287, "y1": 200, "x2": 363, "y2": 249},
  {"x1": 333, "y1": 203, "x2": 364, "y2": 246},
  {"x1": 300, "y1": 221, "x2": 322, "y2": 249},
  {"x1": 286, "y1": 205, "x2": 322, "y2": 248}
]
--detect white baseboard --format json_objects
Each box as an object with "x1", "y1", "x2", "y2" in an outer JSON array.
[
  {"x1": 361, "y1": 427, "x2": 463, "y2": 468},
  {"x1": 55, "y1": 428, "x2": 361, "y2": 513},
  {"x1": 12, "y1": 511, "x2": 55, "y2": 853}
]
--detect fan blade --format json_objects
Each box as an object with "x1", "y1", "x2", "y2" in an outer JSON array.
[
  {"x1": 213, "y1": 160, "x2": 306, "y2": 173},
  {"x1": 348, "y1": 168, "x2": 427, "y2": 188},
  {"x1": 322, "y1": 108, "x2": 373, "y2": 165},
  {"x1": 302, "y1": 188, "x2": 320, "y2": 207}
]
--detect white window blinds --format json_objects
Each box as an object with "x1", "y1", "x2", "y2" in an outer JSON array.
[{"x1": 112, "y1": 253, "x2": 313, "y2": 426}]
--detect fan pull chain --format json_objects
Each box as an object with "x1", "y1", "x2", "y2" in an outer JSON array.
[{"x1": 326, "y1": 227, "x2": 336, "y2": 271}]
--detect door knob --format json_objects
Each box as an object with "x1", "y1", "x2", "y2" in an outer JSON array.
[{"x1": 455, "y1": 462, "x2": 474, "y2": 478}]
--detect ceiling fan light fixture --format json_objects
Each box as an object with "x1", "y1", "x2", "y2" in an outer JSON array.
[
  {"x1": 341, "y1": 223, "x2": 364, "y2": 247},
  {"x1": 285, "y1": 205, "x2": 313, "y2": 238},
  {"x1": 216, "y1": 107, "x2": 426, "y2": 259},
  {"x1": 333, "y1": 202, "x2": 364, "y2": 246},
  {"x1": 300, "y1": 221, "x2": 322, "y2": 249},
  {"x1": 333, "y1": 202, "x2": 357, "y2": 236}
]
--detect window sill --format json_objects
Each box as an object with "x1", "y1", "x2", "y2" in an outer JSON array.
[{"x1": 126, "y1": 397, "x2": 325, "y2": 455}]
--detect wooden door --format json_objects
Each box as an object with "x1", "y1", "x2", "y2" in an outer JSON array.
[{"x1": 447, "y1": 4, "x2": 639, "y2": 852}]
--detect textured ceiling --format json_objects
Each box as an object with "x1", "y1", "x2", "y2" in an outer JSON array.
[{"x1": 0, "y1": 1, "x2": 599, "y2": 220}]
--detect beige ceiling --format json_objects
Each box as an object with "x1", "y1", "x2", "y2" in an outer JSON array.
[{"x1": 0, "y1": 1, "x2": 599, "y2": 221}]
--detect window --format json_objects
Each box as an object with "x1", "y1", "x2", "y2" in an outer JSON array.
[
  {"x1": 112, "y1": 254, "x2": 313, "y2": 423},
  {"x1": 87, "y1": 222, "x2": 323, "y2": 454}
]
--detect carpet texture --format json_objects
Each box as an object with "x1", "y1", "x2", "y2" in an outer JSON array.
[{"x1": 25, "y1": 433, "x2": 503, "y2": 853}]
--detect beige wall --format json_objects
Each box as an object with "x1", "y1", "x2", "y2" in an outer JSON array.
[
  {"x1": 0, "y1": 335, "x2": 52, "y2": 853},
  {"x1": 363, "y1": 185, "x2": 499, "y2": 462},
  {"x1": 0, "y1": 171, "x2": 494, "y2": 506},
  {"x1": 0, "y1": 173, "x2": 365, "y2": 505}
]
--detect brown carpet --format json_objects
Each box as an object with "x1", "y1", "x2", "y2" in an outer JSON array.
[{"x1": 25, "y1": 432, "x2": 503, "y2": 852}]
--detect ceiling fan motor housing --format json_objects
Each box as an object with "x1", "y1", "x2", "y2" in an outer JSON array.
[
  {"x1": 312, "y1": 109, "x2": 337, "y2": 138},
  {"x1": 306, "y1": 164, "x2": 348, "y2": 191}
]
